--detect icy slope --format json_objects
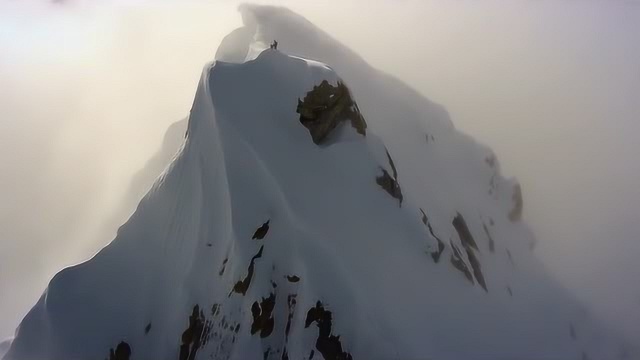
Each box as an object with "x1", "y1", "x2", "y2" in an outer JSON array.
[{"x1": 5, "y1": 6, "x2": 633, "y2": 360}]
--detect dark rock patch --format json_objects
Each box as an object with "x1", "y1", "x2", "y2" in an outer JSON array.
[
  {"x1": 296, "y1": 80, "x2": 367, "y2": 145},
  {"x1": 179, "y1": 305, "x2": 213, "y2": 360},
  {"x1": 506, "y1": 286, "x2": 513, "y2": 297},
  {"x1": 232, "y1": 246, "x2": 264, "y2": 295},
  {"x1": 251, "y1": 293, "x2": 276, "y2": 338},
  {"x1": 219, "y1": 257, "x2": 228, "y2": 276},
  {"x1": 452, "y1": 213, "x2": 479, "y2": 251},
  {"x1": 450, "y1": 241, "x2": 474, "y2": 285},
  {"x1": 285, "y1": 294, "x2": 297, "y2": 340},
  {"x1": 430, "y1": 239, "x2": 446, "y2": 263},
  {"x1": 482, "y1": 223, "x2": 495, "y2": 253},
  {"x1": 211, "y1": 303, "x2": 220, "y2": 317},
  {"x1": 451, "y1": 213, "x2": 488, "y2": 290},
  {"x1": 465, "y1": 247, "x2": 488, "y2": 292},
  {"x1": 376, "y1": 150, "x2": 403, "y2": 206},
  {"x1": 305, "y1": 301, "x2": 353, "y2": 360},
  {"x1": 420, "y1": 208, "x2": 428, "y2": 225},
  {"x1": 144, "y1": 322, "x2": 152, "y2": 335},
  {"x1": 309, "y1": 350, "x2": 315, "y2": 359},
  {"x1": 508, "y1": 183, "x2": 523, "y2": 222},
  {"x1": 286, "y1": 275, "x2": 300, "y2": 283},
  {"x1": 570, "y1": 324, "x2": 577, "y2": 340},
  {"x1": 252, "y1": 220, "x2": 270, "y2": 240},
  {"x1": 281, "y1": 294, "x2": 298, "y2": 360},
  {"x1": 385, "y1": 149, "x2": 398, "y2": 181},
  {"x1": 420, "y1": 208, "x2": 445, "y2": 263},
  {"x1": 376, "y1": 170, "x2": 402, "y2": 206},
  {"x1": 108, "y1": 341, "x2": 131, "y2": 360}
]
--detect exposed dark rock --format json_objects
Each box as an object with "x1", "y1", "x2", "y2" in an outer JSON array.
[
  {"x1": 386, "y1": 150, "x2": 398, "y2": 181},
  {"x1": 376, "y1": 170, "x2": 402, "y2": 206},
  {"x1": 420, "y1": 208, "x2": 445, "y2": 263},
  {"x1": 430, "y1": 240, "x2": 446, "y2": 263},
  {"x1": 281, "y1": 294, "x2": 298, "y2": 360},
  {"x1": 376, "y1": 150, "x2": 403, "y2": 206},
  {"x1": 296, "y1": 80, "x2": 367, "y2": 145},
  {"x1": 232, "y1": 246, "x2": 264, "y2": 295},
  {"x1": 285, "y1": 294, "x2": 297, "y2": 340},
  {"x1": 108, "y1": 342, "x2": 131, "y2": 360},
  {"x1": 219, "y1": 257, "x2": 228, "y2": 276},
  {"x1": 482, "y1": 223, "x2": 495, "y2": 253},
  {"x1": 452, "y1": 213, "x2": 488, "y2": 290},
  {"x1": 179, "y1": 305, "x2": 213, "y2": 360},
  {"x1": 286, "y1": 275, "x2": 300, "y2": 283},
  {"x1": 251, "y1": 293, "x2": 276, "y2": 338},
  {"x1": 309, "y1": 350, "x2": 315, "y2": 359},
  {"x1": 570, "y1": 323, "x2": 577, "y2": 340},
  {"x1": 305, "y1": 301, "x2": 353, "y2": 360},
  {"x1": 144, "y1": 322, "x2": 152, "y2": 335},
  {"x1": 508, "y1": 182, "x2": 523, "y2": 222},
  {"x1": 465, "y1": 247, "x2": 488, "y2": 292},
  {"x1": 420, "y1": 208, "x2": 428, "y2": 225},
  {"x1": 452, "y1": 213, "x2": 479, "y2": 251},
  {"x1": 506, "y1": 286, "x2": 513, "y2": 297},
  {"x1": 450, "y1": 241, "x2": 474, "y2": 285},
  {"x1": 252, "y1": 220, "x2": 271, "y2": 240},
  {"x1": 211, "y1": 303, "x2": 220, "y2": 317}
]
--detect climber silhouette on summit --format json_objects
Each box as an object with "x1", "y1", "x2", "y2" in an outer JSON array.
[{"x1": 270, "y1": 40, "x2": 278, "y2": 50}]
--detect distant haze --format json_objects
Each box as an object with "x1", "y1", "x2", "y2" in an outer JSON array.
[{"x1": 1, "y1": 0, "x2": 638, "y2": 345}]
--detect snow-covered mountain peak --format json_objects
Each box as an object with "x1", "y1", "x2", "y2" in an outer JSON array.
[
  {"x1": 189, "y1": 48, "x2": 359, "y2": 146},
  {"x1": 4, "y1": 5, "x2": 636, "y2": 360}
]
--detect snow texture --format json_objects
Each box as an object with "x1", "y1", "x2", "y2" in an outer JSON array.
[
  {"x1": 0, "y1": 339, "x2": 11, "y2": 359},
  {"x1": 4, "y1": 5, "x2": 633, "y2": 360}
]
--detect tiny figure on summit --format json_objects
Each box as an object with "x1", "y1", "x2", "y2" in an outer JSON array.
[{"x1": 270, "y1": 40, "x2": 278, "y2": 50}]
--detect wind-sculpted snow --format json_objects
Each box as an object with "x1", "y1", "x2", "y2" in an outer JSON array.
[{"x1": 4, "y1": 5, "x2": 635, "y2": 360}]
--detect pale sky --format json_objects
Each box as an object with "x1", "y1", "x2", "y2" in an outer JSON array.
[{"x1": 1, "y1": 0, "x2": 639, "y2": 344}]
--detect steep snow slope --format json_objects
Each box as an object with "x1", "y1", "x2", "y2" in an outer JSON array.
[
  {"x1": 0, "y1": 340, "x2": 10, "y2": 359},
  {"x1": 4, "y1": 5, "x2": 633, "y2": 360}
]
